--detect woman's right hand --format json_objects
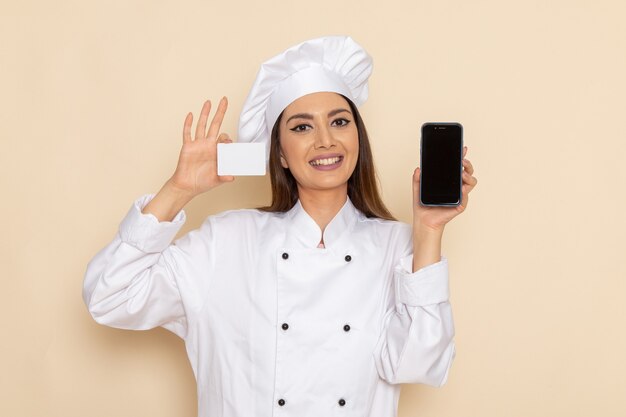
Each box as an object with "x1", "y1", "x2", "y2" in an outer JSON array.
[{"x1": 168, "y1": 97, "x2": 235, "y2": 198}]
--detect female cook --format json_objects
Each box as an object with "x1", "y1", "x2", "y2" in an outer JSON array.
[{"x1": 83, "y1": 36, "x2": 478, "y2": 417}]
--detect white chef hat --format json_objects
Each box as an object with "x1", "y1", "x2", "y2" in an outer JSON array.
[{"x1": 237, "y1": 35, "x2": 373, "y2": 162}]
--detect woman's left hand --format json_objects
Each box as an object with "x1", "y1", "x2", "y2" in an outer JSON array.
[{"x1": 412, "y1": 146, "x2": 478, "y2": 232}]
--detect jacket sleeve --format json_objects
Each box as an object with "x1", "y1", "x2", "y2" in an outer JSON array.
[
  {"x1": 82, "y1": 194, "x2": 206, "y2": 339},
  {"x1": 372, "y1": 255, "x2": 456, "y2": 386}
]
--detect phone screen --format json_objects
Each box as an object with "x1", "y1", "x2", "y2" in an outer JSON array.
[{"x1": 420, "y1": 123, "x2": 463, "y2": 206}]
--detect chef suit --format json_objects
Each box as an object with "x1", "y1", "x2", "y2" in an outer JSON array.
[{"x1": 82, "y1": 193, "x2": 455, "y2": 417}]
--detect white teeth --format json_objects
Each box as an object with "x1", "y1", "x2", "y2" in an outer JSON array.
[{"x1": 310, "y1": 157, "x2": 341, "y2": 166}]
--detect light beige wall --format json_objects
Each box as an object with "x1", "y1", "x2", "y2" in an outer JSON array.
[{"x1": 1, "y1": 0, "x2": 625, "y2": 416}]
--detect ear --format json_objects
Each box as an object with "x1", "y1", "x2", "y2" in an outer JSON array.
[{"x1": 280, "y1": 152, "x2": 289, "y2": 169}]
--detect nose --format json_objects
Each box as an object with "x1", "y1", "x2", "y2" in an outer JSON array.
[{"x1": 314, "y1": 124, "x2": 335, "y2": 149}]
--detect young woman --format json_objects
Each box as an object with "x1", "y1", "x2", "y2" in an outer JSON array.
[{"x1": 83, "y1": 36, "x2": 477, "y2": 417}]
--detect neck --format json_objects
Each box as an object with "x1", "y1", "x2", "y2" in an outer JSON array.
[{"x1": 297, "y1": 185, "x2": 348, "y2": 233}]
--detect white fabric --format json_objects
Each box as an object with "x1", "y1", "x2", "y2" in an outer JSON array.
[
  {"x1": 83, "y1": 194, "x2": 455, "y2": 417},
  {"x1": 266, "y1": 66, "x2": 351, "y2": 133},
  {"x1": 237, "y1": 36, "x2": 373, "y2": 162}
]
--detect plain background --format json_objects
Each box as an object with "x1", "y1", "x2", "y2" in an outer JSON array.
[{"x1": 1, "y1": 0, "x2": 625, "y2": 416}]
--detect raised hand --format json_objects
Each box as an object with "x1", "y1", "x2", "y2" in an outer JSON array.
[
  {"x1": 412, "y1": 146, "x2": 478, "y2": 232},
  {"x1": 168, "y1": 97, "x2": 235, "y2": 198}
]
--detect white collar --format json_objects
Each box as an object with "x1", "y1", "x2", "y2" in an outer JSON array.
[{"x1": 284, "y1": 196, "x2": 362, "y2": 249}]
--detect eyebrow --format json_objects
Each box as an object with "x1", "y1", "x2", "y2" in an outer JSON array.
[{"x1": 285, "y1": 108, "x2": 352, "y2": 124}]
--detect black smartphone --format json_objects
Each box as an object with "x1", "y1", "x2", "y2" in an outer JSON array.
[{"x1": 419, "y1": 122, "x2": 463, "y2": 206}]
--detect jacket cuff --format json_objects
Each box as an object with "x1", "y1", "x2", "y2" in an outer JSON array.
[
  {"x1": 394, "y1": 255, "x2": 449, "y2": 306},
  {"x1": 118, "y1": 194, "x2": 186, "y2": 253}
]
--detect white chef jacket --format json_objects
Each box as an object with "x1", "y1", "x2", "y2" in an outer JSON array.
[{"x1": 83, "y1": 193, "x2": 455, "y2": 417}]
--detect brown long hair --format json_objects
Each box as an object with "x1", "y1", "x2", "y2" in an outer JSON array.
[{"x1": 258, "y1": 95, "x2": 396, "y2": 220}]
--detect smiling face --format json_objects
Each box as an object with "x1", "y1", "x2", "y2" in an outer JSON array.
[{"x1": 278, "y1": 92, "x2": 359, "y2": 195}]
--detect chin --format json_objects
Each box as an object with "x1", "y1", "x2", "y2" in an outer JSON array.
[
  {"x1": 305, "y1": 177, "x2": 350, "y2": 192},
  {"x1": 293, "y1": 165, "x2": 355, "y2": 192}
]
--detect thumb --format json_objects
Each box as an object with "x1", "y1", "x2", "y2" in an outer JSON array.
[
  {"x1": 219, "y1": 175, "x2": 235, "y2": 183},
  {"x1": 412, "y1": 167, "x2": 421, "y2": 206}
]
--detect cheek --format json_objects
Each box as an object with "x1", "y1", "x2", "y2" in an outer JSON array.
[
  {"x1": 278, "y1": 137, "x2": 303, "y2": 169},
  {"x1": 349, "y1": 148, "x2": 359, "y2": 171},
  {"x1": 346, "y1": 133, "x2": 359, "y2": 160},
  {"x1": 347, "y1": 136, "x2": 359, "y2": 172}
]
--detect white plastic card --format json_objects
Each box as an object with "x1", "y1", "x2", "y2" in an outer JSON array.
[{"x1": 217, "y1": 143, "x2": 266, "y2": 176}]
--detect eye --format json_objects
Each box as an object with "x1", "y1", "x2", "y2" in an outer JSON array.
[
  {"x1": 289, "y1": 124, "x2": 311, "y2": 133},
  {"x1": 332, "y1": 118, "x2": 351, "y2": 127}
]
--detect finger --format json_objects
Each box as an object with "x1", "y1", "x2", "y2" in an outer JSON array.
[
  {"x1": 463, "y1": 146, "x2": 468, "y2": 158},
  {"x1": 218, "y1": 175, "x2": 235, "y2": 183},
  {"x1": 183, "y1": 112, "x2": 193, "y2": 144},
  {"x1": 195, "y1": 100, "x2": 212, "y2": 140},
  {"x1": 207, "y1": 96, "x2": 228, "y2": 140},
  {"x1": 462, "y1": 171, "x2": 478, "y2": 189},
  {"x1": 462, "y1": 158, "x2": 474, "y2": 175},
  {"x1": 462, "y1": 170, "x2": 478, "y2": 185},
  {"x1": 216, "y1": 132, "x2": 232, "y2": 143}
]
